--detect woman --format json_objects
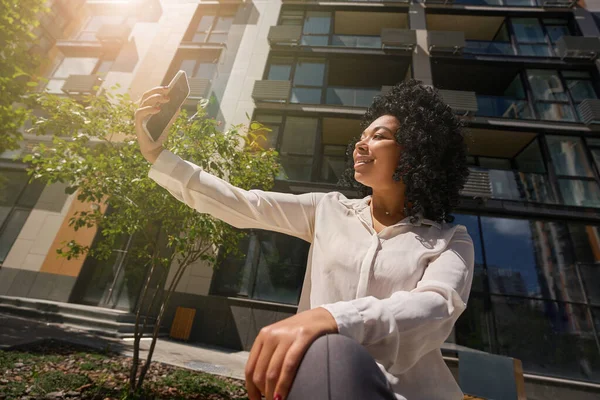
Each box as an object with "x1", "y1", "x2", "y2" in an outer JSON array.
[{"x1": 134, "y1": 80, "x2": 474, "y2": 400}]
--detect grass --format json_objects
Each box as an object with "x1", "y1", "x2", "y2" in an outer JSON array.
[{"x1": 0, "y1": 340, "x2": 248, "y2": 400}]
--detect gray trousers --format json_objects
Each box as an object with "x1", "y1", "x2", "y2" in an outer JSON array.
[{"x1": 287, "y1": 334, "x2": 397, "y2": 400}]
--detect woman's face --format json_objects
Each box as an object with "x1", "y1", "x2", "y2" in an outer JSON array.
[{"x1": 353, "y1": 115, "x2": 403, "y2": 190}]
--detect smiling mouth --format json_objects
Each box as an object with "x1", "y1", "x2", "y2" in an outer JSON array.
[{"x1": 355, "y1": 160, "x2": 374, "y2": 166}]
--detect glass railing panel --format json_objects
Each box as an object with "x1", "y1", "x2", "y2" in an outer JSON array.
[{"x1": 476, "y1": 96, "x2": 534, "y2": 119}]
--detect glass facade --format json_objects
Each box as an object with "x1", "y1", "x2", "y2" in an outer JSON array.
[
  {"x1": 211, "y1": 230, "x2": 309, "y2": 305},
  {"x1": 453, "y1": 213, "x2": 600, "y2": 382}
]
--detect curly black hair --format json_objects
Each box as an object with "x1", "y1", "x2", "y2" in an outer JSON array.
[{"x1": 338, "y1": 79, "x2": 469, "y2": 224}]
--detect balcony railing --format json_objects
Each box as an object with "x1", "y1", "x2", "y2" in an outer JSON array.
[
  {"x1": 462, "y1": 168, "x2": 556, "y2": 203},
  {"x1": 464, "y1": 40, "x2": 515, "y2": 56},
  {"x1": 488, "y1": 169, "x2": 556, "y2": 204},
  {"x1": 326, "y1": 87, "x2": 381, "y2": 108},
  {"x1": 476, "y1": 96, "x2": 533, "y2": 120},
  {"x1": 578, "y1": 99, "x2": 600, "y2": 126},
  {"x1": 61, "y1": 74, "x2": 103, "y2": 96},
  {"x1": 426, "y1": 0, "x2": 575, "y2": 6},
  {"x1": 556, "y1": 36, "x2": 600, "y2": 60},
  {"x1": 428, "y1": 31, "x2": 466, "y2": 54},
  {"x1": 331, "y1": 35, "x2": 382, "y2": 49}
]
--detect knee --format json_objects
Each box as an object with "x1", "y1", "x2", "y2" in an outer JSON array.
[{"x1": 308, "y1": 334, "x2": 374, "y2": 372}]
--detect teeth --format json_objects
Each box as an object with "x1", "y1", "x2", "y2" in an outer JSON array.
[{"x1": 358, "y1": 160, "x2": 373, "y2": 164}]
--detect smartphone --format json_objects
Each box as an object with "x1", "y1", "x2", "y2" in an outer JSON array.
[{"x1": 143, "y1": 70, "x2": 190, "y2": 142}]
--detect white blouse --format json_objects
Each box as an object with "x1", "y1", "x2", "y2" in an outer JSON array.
[{"x1": 149, "y1": 150, "x2": 475, "y2": 400}]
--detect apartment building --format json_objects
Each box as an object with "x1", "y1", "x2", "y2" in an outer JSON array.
[{"x1": 1, "y1": 0, "x2": 600, "y2": 397}]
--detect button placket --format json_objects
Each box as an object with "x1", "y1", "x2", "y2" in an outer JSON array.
[{"x1": 355, "y1": 235, "x2": 382, "y2": 298}]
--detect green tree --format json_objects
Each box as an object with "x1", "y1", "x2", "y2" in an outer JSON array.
[
  {"x1": 0, "y1": 0, "x2": 48, "y2": 155},
  {"x1": 23, "y1": 87, "x2": 280, "y2": 396}
]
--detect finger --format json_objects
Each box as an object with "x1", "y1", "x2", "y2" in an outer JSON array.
[
  {"x1": 252, "y1": 335, "x2": 278, "y2": 395},
  {"x1": 134, "y1": 105, "x2": 161, "y2": 128},
  {"x1": 139, "y1": 92, "x2": 170, "y2": 109},
  {"x1": 265, "y1": 343, "x2": 291, "y2": 400},
  {"x1": 245, "y1": 339, "x2": 263, "y2": 400},
  {"x1": 274, "y1": 340, "x2": 311, "y2": 400},
  {"x1": 139, "y1": 86, "x2": 170, "y2": 105}
]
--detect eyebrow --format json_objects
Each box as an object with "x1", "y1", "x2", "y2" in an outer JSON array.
[{"x1": 360, "y1": 126, "x2": 395, "y2": 138}]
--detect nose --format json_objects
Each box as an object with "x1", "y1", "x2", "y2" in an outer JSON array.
[{"x1": 355, "y1": 138, "x2": 367, "y2": 152}]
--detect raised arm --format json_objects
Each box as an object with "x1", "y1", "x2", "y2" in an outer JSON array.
[
  {"x1": 134, "y1": 86, "x2": 323, "y2": 242},
  {"x1": 149, "y1": 149, "x2": 323, "y2": 242}
]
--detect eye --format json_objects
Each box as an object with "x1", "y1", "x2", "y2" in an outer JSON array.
[{"x1": 374, "y1": 133, "x2": 385, "y2": 139}]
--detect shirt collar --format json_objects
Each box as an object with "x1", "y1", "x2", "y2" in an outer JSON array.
[{"x1": 339, "y1": 195, "x2": 442, "y2": 230}]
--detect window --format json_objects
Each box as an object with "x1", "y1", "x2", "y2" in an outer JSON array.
[
  {"x1": 563, "y1": 71, "x2": 599, "y2": 122},
  {"x1": 279, "y1": 117, "x2": 318, "y2": 181},
  {"x1": 76, "y1": 15, "x2": 126, "y2": 41},
  {"x1": 211, "y1": 230, "x2": 310, "y2": 305},
  {"x1": 291, "y1": 58, "x2": 325, "y2": 104},
  {"x1": 301, "y1": 12, "x2": 331, "y2": 46},
  {"x1": 467, "y1": 140, "x2": 555, "y2": 205},
  {"x1": 452, "y1": 214, "x2": 600, "y2": 382},
  {"x1": 0, "y1": 169, "x2": 45, "y2": 263},
  {"x1": 546, "y1": 135, "x2": 600, "y2": 207},
  {"x1": 512, "y1": 18, "x2": 552, "y2": 57},
  {"x1": 44, "y1": 57, "x2": 110, "y2": 94},
  {"x1": 587, "y1": 138, "x2": 600, "y2": 173},
  {"x1": 527, "y1": 70, "x2": 575, "y2": 122},
  {"x1": 177, "y1": 58, "x2": 218, "y2": 80},
  {"x1": 188, "y1": 11, "x2": 234, "y2": 44},
  {"x1": 510, "y1": 18, "x2": 572, "y2": 57}
]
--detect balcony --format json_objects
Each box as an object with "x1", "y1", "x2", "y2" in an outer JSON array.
[
  {"x1": 96, "y1": 24, "x2": 132, "y2": 47},
  {"x1": 556, "y1": 36, "x2": 600, "y2": 61},
  {"x1": 86, "y1": 0, "x2": 162, "y2": 23},
  {"x1": 268, "y1": 26, "x2": 302, "y2": 46},
  {"x1": 460, "y1": 169, "x2": 491, "y2": 200},
  {"x1": 381, "y1": 29, "x2": 416, "y2": 51},
  {"x1": 578, "y1": 99, "x2": 600, "y2": 126},
  {"x1": 476, "y1": 96, "x2": 533, "y2": 120},
  {"x1": 61, "y1": 74, "x2": 103, "y2": 96},
  {"x1": 184, "y1": 78, "x2": 211, "y2": 106},
  {"x1": 464, "y1": 41, "x2": 515, "y2": 57},
  {"x1": 424, "y1": 0, "x2": 575, "y2": 7},
  {"x1": 252, "y1": 80, "x2": 292, "y2": 102},
  {"x1": 428, "y1": 31, "x2": 466, "y2": 55},
  {"x1": 326, "y1": 87, "x2": 383, "y2": 108},
  {"x1": 438, "y1": 90, "x2": 478, "y2": 116},
  {"x1": 461, "y1": 168, "x2": 557, "y2": 204}
]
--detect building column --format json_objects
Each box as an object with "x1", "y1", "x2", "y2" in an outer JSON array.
[{"x1": 409, "y1": 3, "x2": 433, "y2": 87}]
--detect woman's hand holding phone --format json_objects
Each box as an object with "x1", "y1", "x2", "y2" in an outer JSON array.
[{"x1": 134, "y1": 86, "x2": 181, "y2": 164}]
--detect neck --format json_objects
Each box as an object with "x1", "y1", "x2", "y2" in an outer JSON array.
[{"x1": 370, "y1": 184, "x2": 406, "y2": 218}]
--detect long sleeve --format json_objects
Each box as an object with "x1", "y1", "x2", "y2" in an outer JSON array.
[
  {"x1": 320, "y1": 225, "x2": 474, "y2": 373},
  {"x1": 148, "y1": 150, "x2": 324, "y2": 243}
]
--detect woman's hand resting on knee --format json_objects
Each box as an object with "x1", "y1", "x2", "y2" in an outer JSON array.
[{"x1": 245, "y1": 307, "x2": 338, "y2": 400}]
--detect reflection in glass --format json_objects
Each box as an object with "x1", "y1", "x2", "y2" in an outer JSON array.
[
  {"x1": 567, "y1": 80, "x2": 598, "y2": 102},
  {"x1": 475, "y1": 96, "x2": 532, "y2": 119},
  {"x1": 535, "y1": 102, "x2": 576, "y2": 122},
  {"x1": 253, "y1": 231, "x2": 310, "y2": 304},
  {"x1": 492, "y1": 296, "x2": 600, "y2": 382},
  {"x1": 293, "y1": 60, "x2": 325, "y2": 86},
  {"x1": 319, "y1": 145, "x2": 346, "y2": 184},
  {"x1": 280, "y1": 155, "x2": 313, "y2": 181},
  {"x1": 528, "y1": 70, "x2": 568, "y2": 102},
  {"x1": 558, "y1": 179, "x2": 600, "y2": 208},
  {"x1": 331, "y1": 35, "x2": 381, "y2": 49},
  {"x1": 326, "y1": 88, "x2": 380, "y2": 108},
  {"x1": 546, "y1": 136, "x2": 594, "y2": 177},
  {"x1": 518, "y1": 44, "x2": 553, "y2": 57},
  {"x1": 301, "y1": 36, "x2": 329, "y2": 46},
  {"x1": 512, "y1": 19, "x2": 546, "y2": 43},
  {"x1": 455, "y1": 295, "x2": 491, "y2": 352},
  {"x1": 291, "y1": 88, "x2": 322, "y2": 104},
  {"x1": 481, "y1": 217, "x2": 584, "y2": 302},
  {"x1": 464, "y1": 41, "x2": 515, "y2": 56},
  {"x1": 303, "y1": 12, "x2": 331, "y2": 35}
]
